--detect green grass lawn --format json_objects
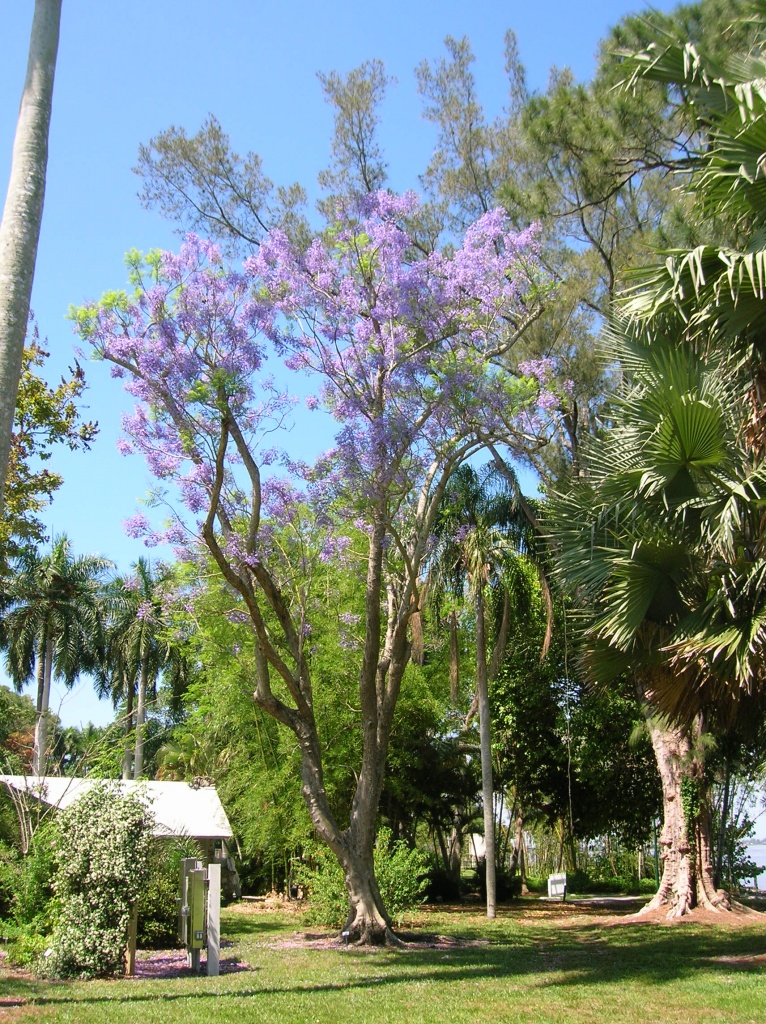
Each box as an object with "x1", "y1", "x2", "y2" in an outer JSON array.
[{"x1": 1, "y1": 900, "x2": 764, "y2": 1024}]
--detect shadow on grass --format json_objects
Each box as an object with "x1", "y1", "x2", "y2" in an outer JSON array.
[
  {"x1": 221, "y1": 911, "x2": 302, "y2": 939},
  {"x1": 23, "y1": 920, "x2": 766, "y2": 1008}
]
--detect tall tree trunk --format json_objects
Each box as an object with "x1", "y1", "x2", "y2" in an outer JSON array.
[
  {"x1": 449, "y1": 609, "x2": 460, "y2": 704},
  {"x1": 122, "y1": 674, "x2": 135, "y2": 781},
  {"x1": 639, "y1": 706, "x2": 729, "y2": 918},
  {"x1": 133, "y1": 661, "x2": 148, "y2": 779},
  {"x1": 0, "y1": 0, "x2": 61, "y2": 507},
  {"x1": 448, "y1": 807, "x2": 464, "y2": 883},
  {"x1": 32, "y1": 632, "x2": 52, "y2": 775},
  {"x1": 292, "y1": 704, "x2": 396, "y2": 944},
  {"x1": 475, "y1": 587, "x2": 496, "y2": 918},
  {"x1": 509, "y1": 806, "x2": 524, "y2": 877},
  {"x1": 714, "y1": 759, "x2": 731, "y2": 888}
]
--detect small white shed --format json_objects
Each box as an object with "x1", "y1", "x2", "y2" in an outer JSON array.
[{"x1": 0, "y1": 775, "x2": 233, "y2": 861}]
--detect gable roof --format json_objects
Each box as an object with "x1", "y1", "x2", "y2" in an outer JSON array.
[{"x1": 0, "y1": 776, "x2": 232, "y2": 839}]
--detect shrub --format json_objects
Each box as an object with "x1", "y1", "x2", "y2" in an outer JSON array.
[
  {"x1": 2, "y1": 925, "x2": 48, "y2": 968},
  {"x1": 0, "y1": 840, "x2": 20, "y2": 920},
  {"x1": 300, "y1": 828, "x2": 429, "y2": 929},
  {"x1": 524, "y1": 875, "x2": 546, "y2": 894},
  {"x1": 372, "y1": 828, "x2": 429, "y2": 924},
  {"x1": 46, "y1": 783, "x2": 154, "y2": 978},
  {"x1": 10, "y1": 822, "x2": 58, "y2": 932},
  {"x1": 137, "y1": 837, "x2": 201, "y2": 949},
  {"x1": 474, "y1": 860, "x2": 523, "y2": 902},
  {"x1": 299, "y1": 846, "x2": 347, "y2": 929},
  {"x1": 422, "y1": 859, "x2": 462, "y2": 903}
]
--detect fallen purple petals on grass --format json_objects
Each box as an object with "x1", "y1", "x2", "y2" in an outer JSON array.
[{"x1": 133, "y1": 949, "x2": 252, "y2": 979}]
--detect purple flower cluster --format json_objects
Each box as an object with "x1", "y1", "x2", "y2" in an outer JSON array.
[{"x1": 75, "y1": 191, "x2": 546, "y2": 655}]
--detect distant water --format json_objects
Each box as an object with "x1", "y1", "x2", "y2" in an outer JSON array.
[{"x1": 745, "y1": 844, "x2": 766, "y2": 890}]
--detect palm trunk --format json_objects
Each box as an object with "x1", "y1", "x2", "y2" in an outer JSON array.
[
  {"x1": 639, "y1": 705, "x2": 729, "y2": 918},
  {"x1": 32, "y1": 632, "x2": 52, "y2": 775},
  {"x1": 448, "y1": 808, "x2": 464, "y2": 883},
  {"x1": 434, "y1": 822, "x2": 450, "y2": 874},
  {"x1": 449, "y1": 609, "x2": 460, "y2": 704},
  {"x1": 509, "y1": 806, "x2": 524, "y2": 876},
  {"x1": 475, "y1": 586, "x2": 496, "y2": 918},
  {"x1": 133, "y1": 661, "x2": 148, "y2": 779},
  {"x1": 122, "y1": 673, "x2": 135, "y2": 781},
  {"x1": 0, "y1": 0, "x2": 61, "y2": 507}
]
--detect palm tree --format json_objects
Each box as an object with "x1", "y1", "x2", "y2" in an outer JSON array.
[
  {"x1": 0, "y1": 534, "x2": 111, "y2": 775},
  {"x1": 547, "y1": 8, "x2": 766, "y2": 916},
  {"x1": 612, "y1": 6, "x2": 766, "y2": 714},
  {"x1": 0, "y1": 1, "x2": 62, "y2": 508},
  {"x1": 99, "y1": 558, "x2": 188, "y2": 779},
  {"x1": 155, "y1": 728, "x2": 227, "y2": 782},
  {"x1": 548, "y1": 319, "x2": 755, "y2": 915},
  {"x1": 97, "y1": 574, "x2": 140, "y2": 780},
  {"x1": 431, "y1": 463, "x2": 543, "y2": 918},
  {"x1": 620, "y1": 9, "x2": 766, "y2": 440}
]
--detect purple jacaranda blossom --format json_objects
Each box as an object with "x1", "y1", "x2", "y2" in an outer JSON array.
[
  {"x1": 319, "y1": 534, "x2": 352, "y2": 565},
  {"x1": 77, "y1": 197, "x2": 547, "y2": 575},
  {"x1": 124, "y1": 512, "x2": 151, "y2": 539},
  {"x1": 73, "y1": 194, "x2": 550, "y2": 918},
  {"x1": 338, "y1": 611, "x2": 361, "y2": 627},
  {"x1": 136, "y1": 601, "x2": 154, "y2": 622}
]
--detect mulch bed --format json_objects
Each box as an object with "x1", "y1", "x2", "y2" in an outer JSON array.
[{"x1": 133, "y1": 941, "x2": 252, "y2": 978}]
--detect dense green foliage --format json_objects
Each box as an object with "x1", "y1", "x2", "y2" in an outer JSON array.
[
  {"x1": 2, "y1": 331, "x2": 97, "y2": 559},
  {"x1": 136, "y1": 837, "x2": 202, "y2": 949},
  {"x1": 299, "y1": 827, "x2": 429, "y2": 928}
]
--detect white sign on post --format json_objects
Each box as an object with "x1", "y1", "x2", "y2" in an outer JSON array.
[{"x1": 547, "y1": 872, "x2": 567, "y2": 900}]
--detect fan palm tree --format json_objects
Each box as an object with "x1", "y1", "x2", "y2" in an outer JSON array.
[
  {"x1": 548, "y1": 319, "x2": 759, "y2": 914},
  {"x1": 431, "y1": 462, "x2": 545, "y2": 918},
  {"x1": 620, "y1": 6, "x2": 766, "y2": 441},
  {"x1": 547, "y1": 6, "x2": 766, "y2": 915},
  {"x1": 609, "y1": 4, "x2": 766, "y2": 713},
  {"x1": 0, "y1": 534, "x2": 111, "y2": 775},
  {"x1": 97, "y1": 573, "x2": 141, "y2": 780}
]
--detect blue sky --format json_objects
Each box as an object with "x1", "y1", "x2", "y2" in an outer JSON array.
[{"x1": 1, "y1": 0, "x2": 679, "y2": 728}]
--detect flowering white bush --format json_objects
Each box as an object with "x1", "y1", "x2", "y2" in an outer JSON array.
[{"x1": 46, "y1": 783, "x2": 154, "y2": 978}]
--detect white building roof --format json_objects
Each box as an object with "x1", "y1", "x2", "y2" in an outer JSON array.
[{"x1": 0, "y1": 776, "x2": 232, "y2": 840}]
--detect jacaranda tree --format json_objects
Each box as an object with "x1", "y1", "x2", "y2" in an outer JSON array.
[{"x1": 73, "y1": 191, "x2": 543, "y2": 943}]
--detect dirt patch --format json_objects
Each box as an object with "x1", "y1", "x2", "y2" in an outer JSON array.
[
  {"x1": 230, "y1": 893, "x2": 302, "y2": 914},
  {"x1": 601, "y1": 904, "x2": 765, "y2": 928},
  {"x1": 709, "y1": 952, "x2": 766, "y2": 969}
]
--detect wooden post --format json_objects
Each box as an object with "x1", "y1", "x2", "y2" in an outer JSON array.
[
  {"x1": 207, "y1": 863, "x2": 221, "y2": 977},
  {"x1": 125, "y1": 903, "x2": 138, "y2": 976}
]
